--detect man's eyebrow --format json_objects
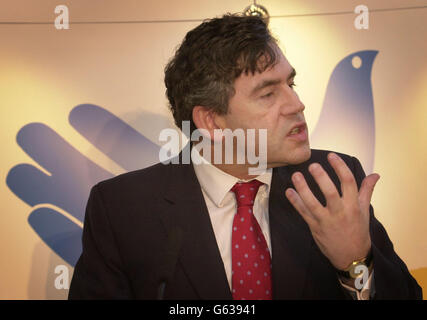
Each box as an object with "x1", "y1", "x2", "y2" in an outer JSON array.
[
  {"x1": 288, "y1": 68, "x2": 296, "y2": 80},
  {"x1": 250, "y1": 68, "x2": 296, "y2": 96}
]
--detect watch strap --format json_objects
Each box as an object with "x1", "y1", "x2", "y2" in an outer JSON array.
[{"x1": 336, "y1": 249, "x2": 373, "y2": 279}]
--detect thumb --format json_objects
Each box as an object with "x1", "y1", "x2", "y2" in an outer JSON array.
[{"x1": 359, "y1": 173, "x2": 380, "y2": 214}]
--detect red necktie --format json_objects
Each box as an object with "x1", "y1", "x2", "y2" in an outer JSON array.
[{"x1": 230, "y1": 180, "x2": 272, "y2": 300}]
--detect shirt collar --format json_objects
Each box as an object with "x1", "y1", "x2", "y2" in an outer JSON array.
[{"x1": 191, "y1": 146, "x2": 272, "y2": 207}]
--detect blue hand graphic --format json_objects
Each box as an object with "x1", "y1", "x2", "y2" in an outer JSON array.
[{"x1": 7, "y1": 104, "x2": 160, "y2": 266}]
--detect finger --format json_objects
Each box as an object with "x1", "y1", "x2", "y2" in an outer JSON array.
[
  {"x1": 7, "y1": 164, "x2": 52, "y2": 207},
  {"x1": 7, "y1": 163, "x2": 89, "y2": 222},
  {"x1": 17, "y1": 122, "x2": 112, "y2": 181},
  {"x1": 358, "y1": 174, "x2": 380, "y2": 214},
  {"x1": 28, "y1": 207, "x2": 83, "y2": 267},
  {"x1": 308, "y1": 162, "x2": 342, "y2": 213},
  {"x1": 17, "y1": 122, "x2": 83, "y2": 176},
  {"x1": 69, "y1": 104, "x2": 161, "y2": 171},
  {"x1": 327, "y1": 152, "x2": 359, "y2": 200},
  {"x1": 291, "y1": 171, "x2": 324, "y2": 218},
  {"x1": 285, "y1": 188, "x2": 318, "y2": 226},
  {"x1": 13, "y1": 122, "x2": 113, "y2": 221}
]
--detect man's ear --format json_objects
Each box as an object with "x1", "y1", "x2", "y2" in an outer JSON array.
[{"x1": 192, "y1": 106, "x2": 224, "y2": 142}]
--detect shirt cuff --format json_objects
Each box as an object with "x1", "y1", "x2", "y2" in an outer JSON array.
[{"x1": 339, "y1": 271, "x2": 374, "y2": 300}]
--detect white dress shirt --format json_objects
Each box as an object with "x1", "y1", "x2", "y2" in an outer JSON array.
[{"x1": 191, "y1": 146, "x2": 373, "y2": 300}]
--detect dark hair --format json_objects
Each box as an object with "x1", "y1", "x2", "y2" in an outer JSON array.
[{"x1": 164, "y1": 13, "x2": 278, "y2": 137}]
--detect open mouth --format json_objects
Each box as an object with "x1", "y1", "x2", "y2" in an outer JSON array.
[
  {"x1": 287, "y1": 123, "x2": 306, "y2": 136},
  {"x1": 286, "y1": 123, "x2": 308, "y2": 141}
]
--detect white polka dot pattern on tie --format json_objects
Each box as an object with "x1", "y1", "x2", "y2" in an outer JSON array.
[{"x1": 230, "y1": 180, "x2": 272, "y2": 300}]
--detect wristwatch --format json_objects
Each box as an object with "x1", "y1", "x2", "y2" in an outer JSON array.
[{"x1": 336, "y1": 249, "x2": 373, "y2": 279}]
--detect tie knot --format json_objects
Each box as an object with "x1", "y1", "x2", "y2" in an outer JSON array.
[{"x1": 231, "y1": 180, "x2": 263, "y2": 208}]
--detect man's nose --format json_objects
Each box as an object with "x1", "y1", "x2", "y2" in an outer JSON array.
[{"x1": 280, "y1": 87, "x2": 305, "y2": 115}]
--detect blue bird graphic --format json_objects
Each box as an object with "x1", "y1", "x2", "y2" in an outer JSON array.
[
  {"x1": 310, "y1": 50, "x2": 378, "y2": 174},
  {"x1": 6, "y1": 51, "x2": 377, "y2": 267}
]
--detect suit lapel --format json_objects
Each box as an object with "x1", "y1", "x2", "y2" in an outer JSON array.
[
  {"x1": 158, "y1": 160, "x2": 232, "y2": 300},
  {"x1": 269, "y1": 165, "x2": 314, "y2": 299}
]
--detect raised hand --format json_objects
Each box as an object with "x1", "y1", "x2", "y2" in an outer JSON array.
[{"x1": 285, "y1": 152, "x2": 380, "y2": 270}]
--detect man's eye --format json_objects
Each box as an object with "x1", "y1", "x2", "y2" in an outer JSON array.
[
  {"x1": 289, "y1": 82, "x2": 296, "y2": 89},
  {"x1": 261, "y1": 92, "x2": 274, "y2": 99}
]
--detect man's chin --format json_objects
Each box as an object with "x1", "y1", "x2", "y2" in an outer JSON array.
[
  {"x1": 298, "y1": 145, "x2": 312, "y2": 161},
  {"x1": 267, "y1": 145, "x2": 311, "y2": 168},
  {"x1": 287, "y1": 147, "x2": 311, "y2": 165}
]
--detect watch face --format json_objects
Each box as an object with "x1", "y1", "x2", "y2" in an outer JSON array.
[{"x1": 349, "y1": 262, "x2": 369, "y2": 279}]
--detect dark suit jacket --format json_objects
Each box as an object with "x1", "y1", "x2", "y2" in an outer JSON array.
[{"x1": 69, "y1": 148, "x2": 422, "y2": 299}]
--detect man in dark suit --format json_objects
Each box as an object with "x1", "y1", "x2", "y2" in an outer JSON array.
[{"x1": 69, "y1": 14, "x2": 422, "y2": 300}]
